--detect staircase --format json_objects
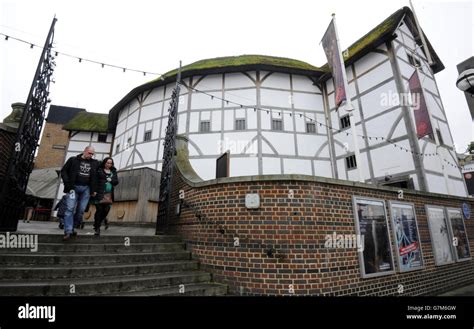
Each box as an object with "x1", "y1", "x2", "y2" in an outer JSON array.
[{"x1": 0, "y1": 233, "x2": 227, "y2": 296}]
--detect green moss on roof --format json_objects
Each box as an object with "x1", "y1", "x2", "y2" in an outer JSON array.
[
  {"x1": 63, "y1": 112, "x2": 109, "y2": 132},
  {"x1": 320, "y1": 9, "x2": 402, "y2": 72},
  {"x1": 151, "y1": 55, "x2": 322, "y2": 83},
  {"x1": 346, "y1": 11, "x2": 399, "y2": 61}
]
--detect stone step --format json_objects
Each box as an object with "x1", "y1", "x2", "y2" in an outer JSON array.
[
  {"x1": 0, "y1": 271, "x2": 212, "y2": 296},
  {"x1": 0, "y1": 250, "x2": 192, "y2": 266},
  {"x1": 1, "y1": 242, "x2": 186, "y2": 253},
  {"x1": 109, "y1": 283, "x2": 228, "y2": 296},
  {"x1": 8, "y1": 233, "x2": 182, "y2": 244},
  {"x1": 0, "y1": 260, "x2": 200, "y2": 280}
]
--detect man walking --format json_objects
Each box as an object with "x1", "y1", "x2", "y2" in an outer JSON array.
[{"x1": 60, "y1": 146, "x2": 98, "y2": 240}]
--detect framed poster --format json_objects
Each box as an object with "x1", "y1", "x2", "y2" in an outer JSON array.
[
  {"x1": 389, "y1": 201, "x2": 424, "y2": 272},
  {"x1": 425, "y1": 206, "x2": 454, "y2": 266},
  {"x1": 353, "y1": 197, "x2": 395, "y2": 278},
  {"x1": 446, "y1": 208, "x2": 471, "y2": 262}
]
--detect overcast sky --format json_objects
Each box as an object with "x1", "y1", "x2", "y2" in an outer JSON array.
[{"x1": 0, "y1": 0, "x2": 472, "y2": 152}]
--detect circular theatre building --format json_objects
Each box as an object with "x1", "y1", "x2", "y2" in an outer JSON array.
[
  {"x1": 109, "y1": 55, "x2": 332, "y2": 181},
  {"x1": 109, "y1": 50, "x2": 466, "y2": 197}
]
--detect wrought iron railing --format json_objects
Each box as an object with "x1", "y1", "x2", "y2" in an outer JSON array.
[{"x1": 0, "y1": 17, "x2": 57, "y2": 231}]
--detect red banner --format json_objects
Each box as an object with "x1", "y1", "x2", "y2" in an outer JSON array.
[
  {"x1": 409, "y1": 70, "x2": 433, "y2": 139},
  {"x1": 322, "y1": 19, "x2": 347, "y2": 109}
]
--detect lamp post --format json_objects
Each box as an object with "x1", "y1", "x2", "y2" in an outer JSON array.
[{"x1": 456, "y1": 68, "x2": 474, "y2": 95}]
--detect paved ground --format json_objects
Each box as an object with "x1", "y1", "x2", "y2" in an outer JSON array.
[{"x1": 16, "y1": 220, "x2": 156, "y2": 236}]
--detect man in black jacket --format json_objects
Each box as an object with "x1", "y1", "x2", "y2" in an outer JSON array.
[{"x1": 60, "y1": 146, "x2": 99, "y2": 240}]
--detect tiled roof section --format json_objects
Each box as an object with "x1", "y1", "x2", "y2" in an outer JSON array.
[
  {"x1": 63, "y1": 112, "x2": 109, "y2": 132},
  {"x1": 46, "y1": 105, "x2": 86, "y2": 124}
]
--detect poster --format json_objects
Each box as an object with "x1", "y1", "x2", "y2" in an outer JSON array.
[
  {"x1": 447, "y1": 208, "x2": 471, "y2": 261},
  {"x1": 353, "y1": 197, "x2": 394, "y2": 278},
  {"x1": 389, "y1": 202, "x2": 424, "y2": 272},
  {"x1": 426, "y1": 206, "x2": 454, "y2": 266}
]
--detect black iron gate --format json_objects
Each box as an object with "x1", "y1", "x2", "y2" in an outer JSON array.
[
  {"x1": 0, "y1": 17, "x2": 57, "y2": 231},
  {"x1": 156, "y1": 64, "x2": 182, "y2": 234}
]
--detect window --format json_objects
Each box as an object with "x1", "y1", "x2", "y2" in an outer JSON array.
[
  {"x1": 127, "y1": 137, "x2": 132, "y2": 145},
  {"x1": 235, "y1": 119, "x2": 246, "y2": 131},
  {"x1": 340, "y1": 114, "x2": 351, "y2": 130},
  {"x1": 272, "y1": 119, "x2": 283, "y2": 131},
  {"x1": 407, "y1": 53, "x2": 421, "y2": 68},
  {"x1": 436, "y1": 129, "x2": 444, "y2": 146},
  {"x1": 383, "y1": 179, "x2": 413, "y2": 189},
  {"x1": 306, "y1": 122, "x2": 316, "y2": 134},
  {"x1": 345, "y1": 154, "x2": 357, "y2": 170},
  {"x1": 144, "y1": 130, "x2": 152, "y2": 142},
  {"x1": 200, "y1": 121, "x2": 210, "y2": 132},
  {"x1": 115, "y1": 144, "x2": 120, "y2": 154},
  {"x1": 98, "y1": 134, "x2": 107, "y2": 143}
]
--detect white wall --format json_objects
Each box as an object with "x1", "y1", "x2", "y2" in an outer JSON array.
[
  {"x1": 394, "y1": 18, "x2": 466, "y2": 196},
  {"x1": 111, "y1": 55, "x2": 465, "y2": 197}
]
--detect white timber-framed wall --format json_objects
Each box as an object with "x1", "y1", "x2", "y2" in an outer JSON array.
[
  {"x1": 393, "y1": 18, "x2": 467, "y2": 196},
  {"x1": 109, "y1": 11, "x2": 467, "y2": 198},
  {"x1": 324, "y1": 18, "x2": 466, "y2": 197},
  {"x1": 112, "y1": 70, "x2": 332, "y2": 181}
]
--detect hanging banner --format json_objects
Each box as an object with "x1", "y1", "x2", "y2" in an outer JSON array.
[
  {"x1": 409, "y1": 70, "x2": 433, "y2": 139},
  {"x1": 321, "y1": 18, "x2": 347, "y2": 109}
]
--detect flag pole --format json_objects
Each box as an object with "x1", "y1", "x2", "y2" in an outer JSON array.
[
  {"x1": 409, "y1": 0, "x2": 434, "y2": 66},
  {"x1": 332, "y1": 14, "x2": 364, "y2": 183}
]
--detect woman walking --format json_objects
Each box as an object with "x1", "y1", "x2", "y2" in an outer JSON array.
[{"x1": 93, "y1": 157, "x2": 119, "y2": 236}]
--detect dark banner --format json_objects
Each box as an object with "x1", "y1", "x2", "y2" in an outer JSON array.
[
  {"x1": 322, "y1": 19, "x2": 347, "y2": 109},
  {"x1": 409, "y1": 70, "x2": 433, "y2": 139},
  {"x1": 464, "y1": 171, "x2": 474, "y2": 196}
]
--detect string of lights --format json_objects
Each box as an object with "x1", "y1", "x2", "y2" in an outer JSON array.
[
  {"x1": 1, "y1": 31, "x2": 165, "y2": 77},
  {"x1": 182, "y1": 83, "x2": 462, "y2": 170},
  {"x1": 1, "y1": 30, "x2": 462, "y2": 169}
]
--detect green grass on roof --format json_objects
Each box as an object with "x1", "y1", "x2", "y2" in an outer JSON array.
[
  {"x1": 63, "y1": 112, "x2": 109, "y2": 132},
  {"x1": 150, "y1": 55, "x2": 322, "y2": 83},
  {"x1": 146, "y1": 11, "x2": 403, "y2": 82},
  {"x1": 320, "y1": 9, "x2": 402, "y2": 72}
]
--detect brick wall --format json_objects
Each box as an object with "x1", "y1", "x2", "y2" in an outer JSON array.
[
  {"x1": 166, "y1": 143, "x2": 474, "y2": 296},
  {"x1": 35, "y1": 123, "x2": 69, "y2": 169}
]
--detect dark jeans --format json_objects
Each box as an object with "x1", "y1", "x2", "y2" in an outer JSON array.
[
  {"x1": 64, "y1": 185, "x2": 90, "y2": 234},
  {"x1": 94, "y1": 204, "x2": 111, "y2": 230}
]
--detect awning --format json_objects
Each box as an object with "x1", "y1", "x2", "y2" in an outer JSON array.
[{"x1": 26, "y1": 167, "x2": 61, "y2": 199}]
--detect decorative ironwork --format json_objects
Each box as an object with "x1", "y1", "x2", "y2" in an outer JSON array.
[
  {"x1": 156, "y1": 62, "x2": 182, "y2": 234},
  {"x1": 0, "y1": 17, "x2": 57, "y2": 231}
]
